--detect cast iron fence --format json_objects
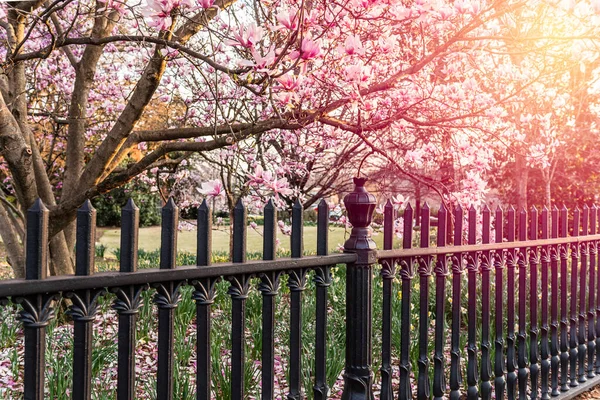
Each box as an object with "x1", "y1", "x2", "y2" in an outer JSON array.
[{"x1": 1, "y1": 177, "x2": 600, "y2": 400}]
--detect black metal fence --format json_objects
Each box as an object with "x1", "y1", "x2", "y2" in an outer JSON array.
[{"x1": 1, "y1": 177, "x2": 600, "y2": 399}]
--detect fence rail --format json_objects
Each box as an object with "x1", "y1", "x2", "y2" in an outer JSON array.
[{"x1": 2, "y1": 177, "x2": 600, "y2": 399}]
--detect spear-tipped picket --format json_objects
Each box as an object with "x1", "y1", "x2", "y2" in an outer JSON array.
[
  {"x1": 480, "y1": 205, "x2": 492, "y2": 400},
  {"x1": 529, "y1": 206, "x2": 540, "y2": 398},
  {"x1": 160, "y1": 198, "x2": 178, "y2": 270},
  {"x1": 403, "y1": 203, "x2": 413, "y2": 249},
  {"x1": 560, "y1": 205, "x2": 570, "y2": 391},
  {"x1": 433, "y1": 203, "x2": 447, "y2": 400},
  {"x1": 317, "y1": 199, "x2": 329, "y2": 256},
  {"x1": 399, "y1": 202, "x2": 414, "y2": 400},
  {"x1": 466, "y1": 205, "x2": 479, "y2": 400},
  {"x1": 450, "y1": 204, "x2": 463, "y2": 400},
  {"x1": 383, "y1": 199, "x2": 394, "y2": 251},
  {"x1": 589, "y1": 205, "x2": 598, "y2": 378},
  {"x1": 494, "y1": 206, "x2": 506, "y2": 399},
  {"x1": 570, "y1": 207, "x2": 580, "y2": 386},
  {"x1": 550, "y1": 205, "x2": 560, "y2": 396},
  {"x1": 263, "y1": 200, "x2": 277, "y2": 261},
  {"x1": 232, "y1": 199, "x2": 246, "y2": 263},
  {"x1": 120, "y1": 199, "x2": 139, "y2": 273},
  {"x1": 197, "y1": 200, "x2": 212, "y2": 266},
  {"x1": 26, "y1": 199, "x2": 49, "y2": 280},
  {"x1": 291, "y1": 199, "x2": 303, "y2": 258},
  {"x1": 417, "y1": 202, "x2": 431, "y2": 400},
  {"x1": 517, "y1": 207, "x2": 529, "y2": 397},
  {"x1": 540, "y1": 206, "x2": 551, "y2": 400},
  {"x1": 506, "y1": 205, "x2": 517, "y2": 400},
  {"x1": 579, "y1": 206, "x2": 589, "y2": 383},
  {"x1": 76, "y1": 200, "x2": 96, "y2": 276}
]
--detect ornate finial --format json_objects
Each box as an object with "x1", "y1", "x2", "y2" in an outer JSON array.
[{"x1": 344, "y1": 177, "x2": 376, "y2": 251}]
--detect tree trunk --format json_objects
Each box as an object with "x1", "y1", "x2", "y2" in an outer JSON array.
[
  {"x1": 515, "y1": 152, "x2": 528, "y2": 211},
  {"x1": 0, "y1": 202, "x2": 25, "y2": 278}
]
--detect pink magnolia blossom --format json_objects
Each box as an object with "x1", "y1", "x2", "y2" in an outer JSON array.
[
  {"x1": 238, "y1": 48, "x2": 275, "y2": 72},
  {"x1": 344, "y1": 35, "x2": 364, "y2": 55},
  {"x1": 275, "y1": 74, "x2": 301, "y2": 91},
  {"x1": 197, "y1": 180, "x2": 225, "y2": 198},
  {"x1": 276, "y1": 9, "x2": 298, "y2": 30},
  {"x1": 198, "y1": 0, "x2": 215, "y2": 8},
  {"x1": 290, "y1": 38, "x2": 321, "y2": 60},
  {"x1": 226, "y1": 23, "x2": 264, "y2": 48}
]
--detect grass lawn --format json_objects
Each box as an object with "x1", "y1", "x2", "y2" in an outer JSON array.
[{"x1": 98, "y1": 224, "x2": 384, "y2": 258}]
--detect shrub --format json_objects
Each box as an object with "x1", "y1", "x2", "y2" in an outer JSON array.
[{"x1": 92, "y1": 182, "x2": 161, "y2": 227}]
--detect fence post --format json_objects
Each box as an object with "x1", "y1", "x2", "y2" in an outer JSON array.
[{"x1": 342, "y1": 177, "x2": 377, "y2": 400}]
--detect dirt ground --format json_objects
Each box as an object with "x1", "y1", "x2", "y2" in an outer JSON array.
[{"x1": 578, "y1": 387, "x2": 600, "y2": 399}]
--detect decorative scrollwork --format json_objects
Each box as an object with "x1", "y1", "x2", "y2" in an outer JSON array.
[
  {"x1": 540, "y1": 247, "x2": 551, "y2": 264},
  {"x1": 465, "y1": 253, "x2": 479, "y2": 273},
  {"x1": 398, "y1": 257, "x2": 415, "y2": 280},
  {"x1": 559, "y1": 243, "x2": 569, "y2": 260},
  {"x1": 287, "y1": 268, "x2": 308, "y2": 292},
  {"x1": 152, "y1": 281, "x2": 184, "y2": 309},
  {"x1": 227, "y1": 274, "x2": 252, "y2": 299},
  {"x1": 450, "y1": 254, "x2": 465, "y2": 274},
  {"x1": 528, "y1": 248, "x2": 540, "y2": 264},
  {"x1": 589, "y1": 241, "x2": 598, "y2": 255},
  {"x1": 417, "y1": 255, "x2": 433, "y2": 276},
  {"x1": 14, "y1": 293, "x2": 59, "y2": 328},
  {"x1": 479, "y1": 253, "x2": 492, "y2": 272},
  {"x1": 433, "y1": 254, "x2": 449, "y2": 276},
  {"x1": 258, "y1": 271, "x2": 282, "y2": 295},
  {"x1": 492, "y1": 251, "x2": 505, "y2": 270},
  {"x1": 313, "y1": 267, "x2": 332, "y2": 287},
  {"x1": 192, "y1": 277, "x2": 220, "y2": 305},
  {"x1": 515, "y1": 250, "x2": 527, "y2": 268},
  {"x1": 569, "y1": 243, "x2": 580, "y2": 259},
  {"x1": 111, "y1": 284, "x2": 148, "y2": 315},
  {"x1": 65, "y1": 289, "x2": 106, "y2": 322},
  {"x1": 506, "y1": 250, "x2": 519, "y2": 268},
  {"x1": 550, "y1": 245, "x2": 560, "y2": 261},
  {"x1": 380, "y1": 259, "x2": 397, "y2": 280},
  {"x1": 579, "y1": 241, "x2": 589, "y2": 256}
]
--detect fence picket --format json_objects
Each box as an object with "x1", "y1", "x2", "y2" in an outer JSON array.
[
  {"x1": 570, "y1": 207, "x2": 580, "y2": 387},
  {"x1": 550, "y1": 206, "x2": 560, "y2": 396},
  {"x1": 529, "y1": 206, "x2": 540, "y2": 399},
  {"x1": 507, "y1": 206, "x2": 518, "y2": 400},
  {"x1": 481, "y1": 205, "x2": 493, "y2": 400},
  {"x1": 260, "y1": 199, "x2": 278, "y2": 400},
  {"x1": 398, "y1": 203, "x2": 413, "y2": 400},
  {"x1": 155, "y1": 198, "x2": 180, "y2": 400},
  {"x1": 449, "y1": 204, "x2": 464, "y2": 400},
  {"x1": 417, "y1": 202, "x2": 431, "y2": 400},
  {"x1": 433, "y1": 203, "x2": 448, "y2": 400},
  {"x1": 313, "y1": 199, "x2": 331, "y2": 400},
  {"x1": 540, "y1": 206, "x2": 550, "y2": 400},
  {"x1": 71, "y1": 200, "x2": 99, "y2": 400},
  {"x1": 494, "y1": 206, "x2": 506, "y2": 400},
  {"x1": 380, "y1": 199, "x2": 395, "y2": 400},
  {"x1": 590, "y1": 205, "x2": 598, "y2": 379}
]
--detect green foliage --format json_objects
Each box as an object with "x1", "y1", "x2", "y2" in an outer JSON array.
[{"x1": 92, "y1": 182, "x2": 161, "y2": 227}]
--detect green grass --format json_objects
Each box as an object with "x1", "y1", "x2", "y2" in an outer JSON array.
[{"x1": 97, "y1": 224, "x2": 382, "y2": 258}]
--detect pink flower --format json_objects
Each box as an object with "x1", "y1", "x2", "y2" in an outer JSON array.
[
  {"x1": 198, "y1": 0, "x2": 214, "y2": 8},
  {"x1": 238, "y1": 48, "x2": 275, "y2": 72},
  {"x1": 291, "y1": 38, "x2": 321, "y2": 60},
  {"x1": 276, "y1": 9, "x2": 298, "y2": 30},
  {"x1": 275, "y1": 74, "x2": 301, "y2": 91},
  {"x1": 227, "y1": 23, "x2": 264, "y2": 48},
  {"x1": 344, "y1": 35, "x2": 364, "y2": 55},
  {"x1": 197, "y1": 179, "x2": 225, "y2": 198}
]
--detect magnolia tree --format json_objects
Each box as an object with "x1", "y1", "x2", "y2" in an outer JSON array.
[{"x1": 1, "y1": 0, "x2": 600, "y2": 277}]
